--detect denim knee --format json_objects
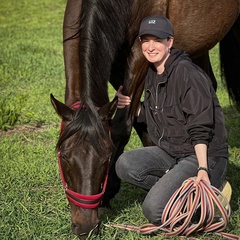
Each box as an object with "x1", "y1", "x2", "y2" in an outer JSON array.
[
  {"x1": 142, "y1": 200, "x2": 163, "y2": 224},
  {"x1": 115, "y1": 153, "x2": 129, "y2": 181}
]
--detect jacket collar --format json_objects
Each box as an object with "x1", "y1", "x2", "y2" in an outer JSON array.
[{"x1": 146, "y1": 49, "x2": 190, "y2": 85}]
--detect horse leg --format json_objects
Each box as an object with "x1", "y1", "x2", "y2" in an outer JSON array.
[
  {"x1": 101, "y1": 107, "x2": 133, "y2": 207},
  {"x1": 63, "y1": 0, "x2": 83, "y2": 106},
  {"x1": 220, "y1": 15, "x2": 240, "y2": 109},
  {"x1": 192, "y1": 52, "x2": 217, "y2": 91},
  {"x1": 103, "y1": 115, "x2": 153, "y2": 207},
  {"x1": 133, "y1": 119, "x2": 154, "y2": 146}
]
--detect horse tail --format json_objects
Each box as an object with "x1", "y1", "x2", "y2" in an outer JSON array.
[{"x1": 219, "y1": 16, "x2": 240, "y2": 110}]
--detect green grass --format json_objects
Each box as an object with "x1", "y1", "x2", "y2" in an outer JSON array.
[
  {"x1": 0, "y1": 0, "x2": 240, "y2": 239},
  {"x1": 0, "y1": 0, "x2": 65, "y2": 128}
]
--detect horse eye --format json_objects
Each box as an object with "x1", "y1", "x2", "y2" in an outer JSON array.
[{"x1": 60, "y1": 152, "x2": 68, "y2": 162}]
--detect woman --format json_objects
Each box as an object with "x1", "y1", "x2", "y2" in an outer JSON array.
[{"x1": 115, "y1": 15, "x2": 228, "y2": 224}]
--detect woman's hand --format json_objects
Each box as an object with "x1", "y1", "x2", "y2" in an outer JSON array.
[
  {"x1": 116, "y1": 85, "x2": 131, "y2": 109},
  {"x1": 194, "y1": 169, "x2": 210, "y2": 186},
  {"x1": 193, "y1": 144, "x2": 211, "y2": 186}
]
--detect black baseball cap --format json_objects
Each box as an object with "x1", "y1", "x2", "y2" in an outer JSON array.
[{"x1": 138, "y1": 15, "x2": 174, "y2": 39}]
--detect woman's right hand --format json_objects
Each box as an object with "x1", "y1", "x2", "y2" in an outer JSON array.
[{"x1": 116, "y1": 85, "x2": 131, "y2": 109}]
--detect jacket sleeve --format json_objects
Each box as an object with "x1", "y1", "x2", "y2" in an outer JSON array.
[{"x1": 180, "y1": 69, "x2": 214, "y2": 147}]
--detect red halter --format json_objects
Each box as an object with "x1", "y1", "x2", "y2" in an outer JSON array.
[{"x1": 57, "y1": 101, "x2": 109, "y2": 209}]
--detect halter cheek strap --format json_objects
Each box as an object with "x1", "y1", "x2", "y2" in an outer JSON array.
[{"x1": 58, "y1": 151, "x2": 109, "y2": 209}]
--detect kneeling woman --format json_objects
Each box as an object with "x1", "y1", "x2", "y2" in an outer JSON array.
[{"x1": 115, "y1": 15, "x2": 228, "y2": 224}]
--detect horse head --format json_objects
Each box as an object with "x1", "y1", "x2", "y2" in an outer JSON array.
[{"x1": 50, "y1": 94, "x2": 117, "y2": 239}]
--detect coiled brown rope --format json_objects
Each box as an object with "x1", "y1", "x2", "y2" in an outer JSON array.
[{"x1": 105, "y1": 178, "x2": 239, "y2": 239}]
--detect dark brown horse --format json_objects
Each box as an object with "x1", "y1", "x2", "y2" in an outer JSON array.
[{"x1": 51, "y1": 0, "x2": 240, "y2": 238}]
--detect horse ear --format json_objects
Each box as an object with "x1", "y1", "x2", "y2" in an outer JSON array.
[
  {"x1": 50, "y1": 94, "x2": 74, "y2": 121},
  {"x1": 98, "y1": 96, "x2": 118, "y2": 120}
]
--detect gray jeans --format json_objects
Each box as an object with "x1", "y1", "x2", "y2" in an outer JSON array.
[{"x1": 115, "y1": 146, "x2": 228, "y2": 224}]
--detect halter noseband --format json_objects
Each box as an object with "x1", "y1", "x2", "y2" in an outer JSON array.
[{"x1": 57, "y1": 101, "x2": 109, "y2": 209}]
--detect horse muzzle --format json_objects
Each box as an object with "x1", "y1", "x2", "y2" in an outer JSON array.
[{"x1": 72, "y1": 221, "x2": 101, "y2": 239}]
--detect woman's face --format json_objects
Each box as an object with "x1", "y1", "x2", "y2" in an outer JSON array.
[{"x1": 140, "y1": 35, "x2": 173, "y2": 66}]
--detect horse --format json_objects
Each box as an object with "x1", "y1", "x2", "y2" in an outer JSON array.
[{"x1": 51, "y1": 0, "x2": 240, "y2": 238}]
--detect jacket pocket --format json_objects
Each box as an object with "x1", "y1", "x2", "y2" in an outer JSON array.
[{"x1": 160, "y1": 103, "x2": 186, "y2": 126}]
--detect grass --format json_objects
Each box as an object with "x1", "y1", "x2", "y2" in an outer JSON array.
[
  {"x1": 0, "y1": 0, "x2": 65, "y2": 128},
  {"x1": 0, "y1": 0, "x2": 240, "y2": 239}
]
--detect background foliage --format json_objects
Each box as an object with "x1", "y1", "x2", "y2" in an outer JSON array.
[{"x1": 0, "y1": 0, "x2": 239, "y2": 239}]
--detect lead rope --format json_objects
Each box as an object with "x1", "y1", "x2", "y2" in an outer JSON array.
[{"x1": 105, "y1": 178, "x2": 239, "y2": 240}]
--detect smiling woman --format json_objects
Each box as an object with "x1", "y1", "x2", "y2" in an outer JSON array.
[{"x1": 115, "y1": 16, "x2": 230, "y2": 237}]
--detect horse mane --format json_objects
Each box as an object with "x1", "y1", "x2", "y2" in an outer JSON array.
[
  {"x1": 56, "y1": 99, "x2": 110, "y2": 156},
  {"x1": 78, "y1": 0, "x2": 132, "y2": 106}
]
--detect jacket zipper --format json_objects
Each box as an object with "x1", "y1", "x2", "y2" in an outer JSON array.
[
  {"x1": 146, "y1": 83, "x2": 165, "y2": 145},
  {"x1": 156, "y1": 82, "x2": 166, "y2": 146},
  {"x1": 158, "y1": 128, "x2": 164, "y2": 146}
]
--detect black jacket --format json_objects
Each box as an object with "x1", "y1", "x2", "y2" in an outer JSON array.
[{"x1": 138, "y1": 49, "x2": 228, "y2": 158}]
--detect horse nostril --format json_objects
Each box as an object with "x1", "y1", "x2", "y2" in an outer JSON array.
[
  {"x1": 72, "y1": 223, "x2": 82, "y2": 235},
  {"x1": 72, "y1": 223, "x2": 76, "y2": 229},
  {"x1": 71, "y1": 222, "x2": 101, "y2": 238}
]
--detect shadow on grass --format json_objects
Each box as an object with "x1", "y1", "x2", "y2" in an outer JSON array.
[
  {"x1": 227, "y1": 161, "x2": 240, "y2": 212},
  {"x1": 223, "y1": 105, "x2": 240, "y2": 148},
  {"x1": 99, "y1": 182, "x2": 146, "y2": 221},
  {"x1": 222, "y1": 105, "x2": 240, "y2": 212}
]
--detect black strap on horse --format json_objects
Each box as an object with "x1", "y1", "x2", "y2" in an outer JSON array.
[{"x1": 105, "y1": 178, "x2": 239, "y2": 240}]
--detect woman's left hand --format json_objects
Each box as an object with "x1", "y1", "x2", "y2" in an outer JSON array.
[
  {"x1": 194, "y1": 169, "x2": 210, "y2": 186},
  {"x1": 116, "y1": 85, "x2": 131, "y2": 109}
]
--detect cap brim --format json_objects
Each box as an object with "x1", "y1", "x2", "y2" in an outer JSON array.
[{"x1": 138, "y1": 29, "x2": 170, "y2": 39}]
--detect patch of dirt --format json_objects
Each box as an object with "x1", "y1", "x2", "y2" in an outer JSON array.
[{"x1": 0, "y1": 124, "x2": 52, "y2": 137}]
